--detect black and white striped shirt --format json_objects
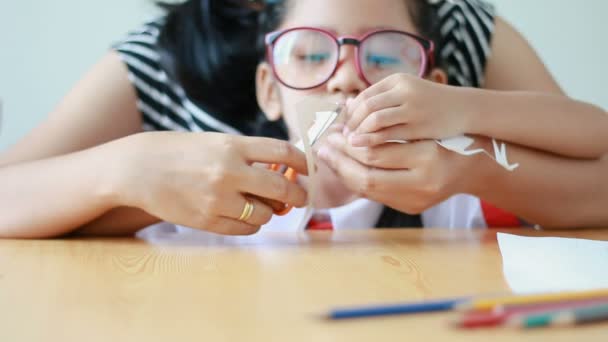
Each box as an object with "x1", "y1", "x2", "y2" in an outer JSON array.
[{"x1": 113, "y1": 0, "x2": 495, "y2": 136}]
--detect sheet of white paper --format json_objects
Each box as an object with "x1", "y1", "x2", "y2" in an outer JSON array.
[{"x1": 497, "y1": 233, "x2": 608, "y2": 294}]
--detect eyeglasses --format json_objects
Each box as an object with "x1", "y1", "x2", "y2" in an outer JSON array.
[{"x1": 265, "y1": 27, "x2": 434, "y2": 90}]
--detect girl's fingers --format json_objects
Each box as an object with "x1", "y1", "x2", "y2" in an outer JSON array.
[
  {"x1": 346, "y1": 88, "x2": 403, "y2": 134},
  {"x1": 349, "y1": 124, "x2": 414, "y2": 147},
  {"x1": 354, "y1": 106, "x2": 410, "y2": 135},
  {"x1": 346, "y1": 76, "x2": 398, "y2": 119}
]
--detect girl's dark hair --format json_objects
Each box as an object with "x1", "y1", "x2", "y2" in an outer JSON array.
[{"x1": 156, "y1": 0, "x2": 442, "y2": 138}]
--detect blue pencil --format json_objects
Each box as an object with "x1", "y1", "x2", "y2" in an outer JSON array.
[{"x1": 327, "y1": 297, "x2": 469, "y2": 320}]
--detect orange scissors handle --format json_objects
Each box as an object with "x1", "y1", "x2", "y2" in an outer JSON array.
[{"x1": 268, "y1": 163, "x2": 298, "y2": 215}]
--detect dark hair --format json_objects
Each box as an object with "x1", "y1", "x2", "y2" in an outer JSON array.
[
  {"x1": 156, "y1": 0, "x2": 266, "y2": 136},
  {"x1": 156, "y1": 0, "x2": 442, "y2": 138}
]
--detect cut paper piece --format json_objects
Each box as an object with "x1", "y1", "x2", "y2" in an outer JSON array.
[
  {"x1": 436, "y1": 135, "x2": 519, "y2": 171},
  {"x1": 294, "y1": 98, "x2": 344, "y2": 231},
  {"x1": 383, "y1": 135, "x2": 519, "y2": 171},
  {"x1": 497, "y1": 233, "x2": 608, "y2": 294}
]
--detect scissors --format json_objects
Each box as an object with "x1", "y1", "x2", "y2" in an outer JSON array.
[{"x1": 268, "y1": 105, "x2": 342, "y2": 215}]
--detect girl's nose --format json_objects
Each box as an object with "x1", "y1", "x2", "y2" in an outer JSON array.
[{"x1": 326, "y1": 45, "x2": 367, "y2": 98}]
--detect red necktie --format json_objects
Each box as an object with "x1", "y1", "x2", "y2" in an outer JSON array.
[
  {"x1": 480, "y1": 201, "x2": 520, "y2": 228},
  {"x1": 307, "y1": 211, "x2": 334, "y2": 230}
]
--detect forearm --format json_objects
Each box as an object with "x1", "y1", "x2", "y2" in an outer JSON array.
[
  {"x1": 73, "y1": 207, "x2": 160, "y2": 237},
  {"x1": 468, "y1": 139, "x2": 608, "y2": 228},
  {"x1": 464, "y1": 89, "x2": 608, "y2": 159},
  {"x1": 0, "y1": 143, "x2": 125, "y2": 238}
]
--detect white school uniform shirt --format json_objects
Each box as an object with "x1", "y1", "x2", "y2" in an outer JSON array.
[{"x1": 136, "y1": 194, "x2": 488, "y2": 240}]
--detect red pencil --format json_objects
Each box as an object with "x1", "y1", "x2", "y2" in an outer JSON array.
[{"x1": 457, "y1": 297, "x2": 608, "y2": 328}]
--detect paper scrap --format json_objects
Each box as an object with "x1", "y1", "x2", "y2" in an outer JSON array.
[{"x1": 436, "y1": 135, "x2": 519, "y2": 171}]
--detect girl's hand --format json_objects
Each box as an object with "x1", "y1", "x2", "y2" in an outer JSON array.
[
  {"x1": 344, "y1": 73, "x2": 472, "y2": 147},
  {"x1": 114, "y1": 132, "x2": 308, "y2": 235},
  {"x1": 317, "y1": 131, "x2": 487, "y2": 214}
]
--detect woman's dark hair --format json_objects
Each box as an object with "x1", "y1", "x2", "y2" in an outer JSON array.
[
  {"x1": 156, "y1": 0, "x2": 266, "y2": 136},
  {"x1": 156, "y1": 0, "x2": 442, "y2": 138}
]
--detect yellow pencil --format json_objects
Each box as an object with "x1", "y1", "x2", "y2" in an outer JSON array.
[{"x1": 457, "y1": 288, "x2": 608, "y2": 311}]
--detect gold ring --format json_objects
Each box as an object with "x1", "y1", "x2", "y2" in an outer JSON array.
[{"x1": 238, "y1": 200, "x2": 255, "y2": 222}]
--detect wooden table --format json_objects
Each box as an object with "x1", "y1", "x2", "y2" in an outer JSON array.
[{"x1": 1, "y1": 228, "x2": 607, "y2": 341}]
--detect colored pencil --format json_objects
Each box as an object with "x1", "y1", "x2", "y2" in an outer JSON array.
[
  {"x1": 507, "y1": 303, "x2": 608, "y2": 328},
  {"x1": 457, "y1": 297, "x2": 608, "y2": 328},
  {"x1": 327, "y1": 297, "x2": 469, "y2": 320},
  {"x1": 456, "y1": 288, "x2": 608, "y2": 311}
]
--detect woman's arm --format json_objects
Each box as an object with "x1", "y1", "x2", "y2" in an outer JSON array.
[
  {"x1": 484, "y1": 17, "x2": 565, "y2": 94},
  {"x1": 470, "y1": 138, "x2": 608, "y2": 229},
  {"x1": 464, "y1": 88, "x2": 608, "y2": 159},
  {"x1": 0, "y1": 140, "x2": 139, "y2": 238},
  {"x1": 0, "y1": 52, "x2": 153, "y2": 238},
  {"x1": 471, "y1": 17, "x2": 608, "y2": 158}
]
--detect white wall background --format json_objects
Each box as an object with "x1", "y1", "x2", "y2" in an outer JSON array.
[
  {"x1": 490, "y1": 0, "x2": 607, "y2": 109},
  {"x1": 0, "y1": 0, "x2": 161, "y2": 150},
  {"x1": 1, "y1": 0, "x2": 607, "y2": 150}
]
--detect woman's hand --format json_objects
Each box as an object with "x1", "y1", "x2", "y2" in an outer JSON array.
[
  {"x1": 317, "y1": 131, "x2": 487, "y2": 214},
  {"x1": 113, "y1": 132, "x2": 308, "y2": 235},
  {"x1": 344, "y1": 73, "x2": 472, "y2": 147}
]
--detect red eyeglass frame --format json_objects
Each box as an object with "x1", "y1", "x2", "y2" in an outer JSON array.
[{"x1": 265, "y1": 27, "x2": 435, "y2": 90}]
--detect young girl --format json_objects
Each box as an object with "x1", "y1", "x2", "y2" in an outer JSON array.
[{"x1": 1, "y1": 0, "x2": 606, "y2": 238}]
